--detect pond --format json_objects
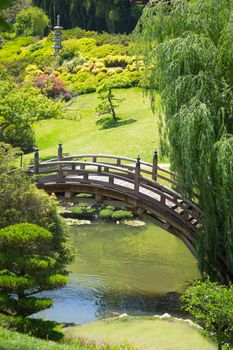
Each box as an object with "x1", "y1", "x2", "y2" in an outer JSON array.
[{"x1": 34, "y1": 222, "x2": 200, "y2": 324}]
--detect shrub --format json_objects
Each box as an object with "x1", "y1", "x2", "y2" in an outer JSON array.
[
  {"x1": 0, "y1": 315, "x2": 63, "y2": 341},
  {"x1": 62, "y1": 27, "x2": 96, "y2": 40},
  {"x1": 16, "y1": 7, "x2": 49, "y2": 38},
  {"x1": 0, "y1": 164, "x2": 73, "y2": 269},
  {"x1": 104, "y1": 55, "x2": 131, "y2": 67},
  {"x1": 70, "y1": 205, "x2": 95, "y2": 217},
  {"x1": 105, "y1": 205, "x2": 115, "y2": 211},
  {"x1": 99, "y1": 208, "x2": 113, "y2": 219},
  {"x1": 35, "y1": 74, "x2": 72, "y2": 101},
  {"x1": 62, "y1": 55, "x2": 87, "y2": 72},
  {"x1": 181, "y1": 279, "x2": 233, "y2": 350},
  {"x1": 78, "y1": 203, "x2": 89, "y2": 208},
  {"x1": 0, "y1": 36, "x2": 36, "y2": 63},
  {"x1": 115, "y1": 67, "x2": 124, "y2": 74},
  {"x1": 70, "y1": 207, "x2": 83, "y2": 215},
  {"x1": 111, "y1": 210, "x2": 133, "y2": 220},
  {"x1": 2, "y1": 124, "x2": 35, "y2": 153}
]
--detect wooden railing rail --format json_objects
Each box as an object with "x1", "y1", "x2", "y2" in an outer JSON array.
[
  {"x1": 28, "y1": 145, "x2": 202, "y2": 233},
  {"x1": 39, "y1": 153, "x2": 177, "y2": 187}
]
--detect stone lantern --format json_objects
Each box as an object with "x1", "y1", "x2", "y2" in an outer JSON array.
[{"x1": 52, "y1": 15, "x2": 63, "y2": 56}]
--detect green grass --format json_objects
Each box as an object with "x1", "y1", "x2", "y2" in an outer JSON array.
[
  {"x1": 64, "y1": 316, "x2": 219, "y2": 350},
  {"x1": 30, "y1": 88, "x2": 162, "y2": 164},
  {"x1": 0, "y1": 326, "x2": 87, "y2": 350}
]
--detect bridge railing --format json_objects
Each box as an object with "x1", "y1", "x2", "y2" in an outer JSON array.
[
  {"x1": 35, "y1": 146, "x2": 178, "y2": 189},
  {"x1": 33, "y1": 159, "x2": 201, "y2": 228},
  {"x1": 30, "y1": 145, "x2": 202, "y2": 230}
]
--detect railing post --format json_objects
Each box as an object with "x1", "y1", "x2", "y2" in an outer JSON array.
[
  {"x1": 58, "y1": 142, "x2": 63, "y2": 160},
  {"x1": 33, "y1": 147, "x2": 39, "y2": 175},
  {"x1": 152, "y1": 149, "x2": 158, "y2": 181},
  {"x1": 57, "y1": 143, "x2": 63, "y2": 181},
  {"x1": 135, "y1": 155, "x2": 140, "y2": 194}
]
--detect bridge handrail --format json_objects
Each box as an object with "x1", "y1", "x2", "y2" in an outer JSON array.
[
  {"x1": 39, "y1": 154, "x2": 177, "y2": 186},
  {"x1": 31, "y1": 159, "x2": 201, "y2": 218}
]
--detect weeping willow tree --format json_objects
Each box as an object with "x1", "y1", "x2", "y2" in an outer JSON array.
[{"x1": 135, "y1": 0, "x2": 233, "y2": 281}]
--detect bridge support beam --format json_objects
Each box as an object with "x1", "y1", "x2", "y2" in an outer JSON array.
[
  {"x1": 95, "y1": 194, "x2": 103, "y2": 204},
  {"x1": 65, "y1": 192, "x2": 73, "y2": 200}
]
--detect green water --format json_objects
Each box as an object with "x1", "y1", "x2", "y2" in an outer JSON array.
[{"x1": 35, "y1": 222, "x2": 200, "y2": 324}]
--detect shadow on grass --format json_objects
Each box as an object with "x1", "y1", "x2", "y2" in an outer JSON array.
[{"x1": 96, "y1": 116, "x2": 136, "y2": 130}]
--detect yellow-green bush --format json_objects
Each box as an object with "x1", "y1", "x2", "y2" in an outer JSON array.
[{"x1": 0, "y1": 29, "x2": 144, "y2": 93}]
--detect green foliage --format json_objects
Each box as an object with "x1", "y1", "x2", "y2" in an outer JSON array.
[
  {"x1": 96, "y1": 85, "x2": 125, "y2": 122},
  {"x1": 16, "y1": 6, "x2": 49, "y2": 38},
  {"x1": 0, "y1": 141, "x2": 21, "y2": 174},
  {"x1": 0, "y1": 36, "x2": 35, "y2": 62},
  {"x1": 137, "y1": 0, "x2": 233, "y2": 281},
  {"x1": 99, "y1": 208, "x2": 113, "y2": 219},
  {"x1": 111, "y1": 210, "x2": 133, "y2": 220},
  {"x1": 2, "y1": 0, "x2": 31, "y2": 26},
  {"x1": 0, "y1": 315, "x2": 64, "y2": 341},
  {"x1": 0, "y1": 29, "x2": 143, "y2": 96},
  {"x1": 0, "y1": 223, "x2": 67, "y2": 317},
  {"x1": 3, "y1": 124, "x2": 35, "y2": 153},
  {"x1": 78, "y1": 202, "x2": 89, "y2": 208},
  {"x1": 0, "y1": 69, "x2": 63, "y2": 151},
  {"x1": 70, "y1": 205, "x2": 95, "y2": 217},
  {"x1": 0, "y1": 145, "x2": 73, "y2": 269},
  {"x1": 99, "y1": 208, "x2": 133, "y2": 220},
  {"x1": 181, "y1": 279, "x2": 233, "y2": 349}
]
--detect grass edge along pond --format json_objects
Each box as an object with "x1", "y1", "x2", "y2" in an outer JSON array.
[
  {"x1": 64, "y1": 316, "x2": 219, "y2": 350},
  {"x1": 0, "y1": 316, "x2": 221, "y2": 350}
]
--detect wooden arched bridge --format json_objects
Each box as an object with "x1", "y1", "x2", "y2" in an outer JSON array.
[{"x1": 28, "y1": 144, "x2": 202, "y2": 256}]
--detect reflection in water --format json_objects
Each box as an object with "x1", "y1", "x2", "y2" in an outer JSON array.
[{"x1": 34, "y1": 222, "x2": 200, "y2": 324}]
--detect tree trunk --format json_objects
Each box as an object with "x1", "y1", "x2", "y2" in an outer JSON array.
[
  {"x1": 108, "y1": 92, "x2": 117, "y2": 122},
  {"x1": 218, "y1": 343, "x2": 222, "y2": 350}
]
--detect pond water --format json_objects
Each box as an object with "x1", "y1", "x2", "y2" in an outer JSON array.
[{"x1": 34, "y1": 222, "x2": 200, "y2": 324}]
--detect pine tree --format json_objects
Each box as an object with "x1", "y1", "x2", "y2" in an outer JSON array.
[{"x1": 0, "y1": 223, "x2": 67, "y2": 316}]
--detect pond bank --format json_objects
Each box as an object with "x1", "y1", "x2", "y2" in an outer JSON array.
[{"x1": 63, "y1": 316, "x2": 217, "y2": 350}]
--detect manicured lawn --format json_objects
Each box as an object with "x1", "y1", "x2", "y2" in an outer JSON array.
[
  {"x1": 30, "y1": 88, "x2": 163, "y2": 164},
  {"x1": 64, "y1": 316, "x2": 218, "y2": 350},
  {"x1": 0, "y1": 326, "x2": 87, "y2": 350}
]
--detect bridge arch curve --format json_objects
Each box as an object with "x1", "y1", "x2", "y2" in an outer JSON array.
[{"x1": 30, "y1": 149, "x2": 202, "y2": 257}]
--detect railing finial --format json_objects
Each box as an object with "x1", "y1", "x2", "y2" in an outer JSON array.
[{"x1": 136, "y1": 155, "x2": 141, "y2": 166}]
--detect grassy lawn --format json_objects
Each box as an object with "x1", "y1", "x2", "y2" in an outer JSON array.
[
  {"x1": 64, "y1": 317, "x2": 218, "y2": 350},
  {"x1": 30, "y1": 88, "x2": 162, "y2": 164},
  {"x1": 0, "y1": 327, "x2": 88, "y2": 350}
]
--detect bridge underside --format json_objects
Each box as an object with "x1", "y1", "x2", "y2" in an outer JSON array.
[{"x1": 38, "y1": 181, "x2": 198, "y2": 256}]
